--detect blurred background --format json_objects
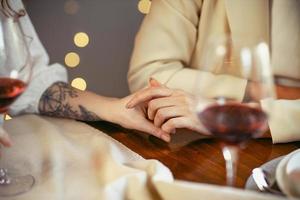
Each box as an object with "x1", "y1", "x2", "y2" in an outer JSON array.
[{"x1": 23, "y1": 0, "x2": 152, "y2": 97}]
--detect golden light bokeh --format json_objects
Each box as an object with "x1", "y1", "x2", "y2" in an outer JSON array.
[
  {"x1": 74, "y1": 32, "x2": 89, "y2": 48},
  {"x1": 64, "y1": 0, "x2": 80, "y2": 15},
  {"x1": 5, "y1": 114, "x2": 12, "y2": 120},
  {"x1": 138, "y1": 0, "x2": 151, "y2": 14},
  {"x1": 65, "y1": 52, "x2": 80, "y2": 68},
  {"x1": 71, "y1": 77, "x2": 87, "y2": 91}
]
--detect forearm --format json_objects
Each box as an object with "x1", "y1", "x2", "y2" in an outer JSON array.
[
  {"x1": 155, "y1": 68, "x2": 247, "y2": 101},
  {"x1": 128, "y1": 0, "x2": 200, "y2": 92},
  {"x1": 38, "y1": 82, "x2": 117, "y2": 121}
]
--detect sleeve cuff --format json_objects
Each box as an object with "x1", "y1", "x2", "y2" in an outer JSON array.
[
  {"x1": 261, "y1": 99, "x2": 300, "y2": 143},
  {"x1": 9, "y1": 63, "x2": 67, "y2": 115}
]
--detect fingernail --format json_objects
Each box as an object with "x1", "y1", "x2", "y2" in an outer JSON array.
[{"x1": 161, "y1": 134, "x2": 170, "y2": 142}]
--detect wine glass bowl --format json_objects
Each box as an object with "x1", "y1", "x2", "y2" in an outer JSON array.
[
  {"x1": 0, "y1": 15, "x2": 32, "y2": 112},
  {"x1": 195, "y1": 36, "x2": 276, "y2": 186},
  {"x1": 0, "y1": 9, "x2": 35, "y2": 197},
  {"x1": 198, "y1": 102, "x2": 268, "y2": 146}
]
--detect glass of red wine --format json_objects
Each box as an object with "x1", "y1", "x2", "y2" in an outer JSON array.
[
  {"x1": 0, "y1": 6, "x2": 35, "y2": 197},
  {"x1": 195, "y1": 36, "x2": 276, "y2": 186}
]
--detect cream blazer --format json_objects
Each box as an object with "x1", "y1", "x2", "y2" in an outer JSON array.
[{"x1": 128, "y1": 0, "x2": 300, "y2": 143}]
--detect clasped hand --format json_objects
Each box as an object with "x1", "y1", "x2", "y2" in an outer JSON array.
[
  {"x1": 126, "y1": 79, "x2": 209, "y2": 142},
  {"x1": 0, "y1": 79, "x2": 208, "y2": 147}
]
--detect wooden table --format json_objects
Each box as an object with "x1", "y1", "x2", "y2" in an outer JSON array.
[{"x1": 90, "y1": 85, "x2": 300, "y2": 188}]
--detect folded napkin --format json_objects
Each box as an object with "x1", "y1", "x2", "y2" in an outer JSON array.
[
  {"x1": 0, "y1": 115, "x2": 290, "y2": 200},
  {"x1": 276, "y1": 149, "x2": 300, "y2": 198}
]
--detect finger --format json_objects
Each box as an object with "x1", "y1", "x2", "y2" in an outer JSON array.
[
  {"x1": 148, "y1": 94, "x2": 192, "y2": 120},
  {"x1": 149, "y1": 78, "x2": 163, "y2": 87},
  {"x1": 0, "y1": 128, "x2": 12, "y2": 147},
  {"x1": 161, "y1": 117, "x2": 193, "y2": 133},
  {"x1": 137, "y1": 119, "x2": 171, "y2": 142},
  {"x1": 162, "y1": 117, "x2": 210, "y2": 135},
  {"x1": 126, "y1": 87, "x2": 173, "y2": 108},
  {"x1": 154, "y1": 106, "x2": 186, "y2": 128},
  {"x1": 148, "y1": 97, "x2": 178, "y2": 120}
]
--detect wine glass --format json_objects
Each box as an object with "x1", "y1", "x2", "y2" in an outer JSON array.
[
  {"x1": 195, "y1": 36, "x2": 276, "y2": 186},
  {"x1": 0, "y1": 6, "x2": 35, "y2": 197}
]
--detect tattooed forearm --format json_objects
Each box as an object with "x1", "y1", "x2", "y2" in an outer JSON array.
[{"x1": 38, "y1": 82, "x2": 101, "y2": 121}]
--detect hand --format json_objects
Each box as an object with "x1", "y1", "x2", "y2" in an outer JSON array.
[
  {"x1": 0, "y1": 126, "x2": 12, "y2": 147},
  {"x1": 127, "y1": 79, "x2": 209, "y2": 135},
  {"x1": 104, "y1": 95, "x2": 171, "y2": 142}
]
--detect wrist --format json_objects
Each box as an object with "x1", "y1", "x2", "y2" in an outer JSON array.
[{"x1": 95, "y1": 96, "x2": 120, "y2": 123}]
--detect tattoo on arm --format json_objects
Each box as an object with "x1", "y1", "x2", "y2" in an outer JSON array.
[{"x1": 38, "y1": 82, "x2": 101, "y2": 121}]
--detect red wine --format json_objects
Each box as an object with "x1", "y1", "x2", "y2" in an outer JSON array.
[
  {"x1": 198, "y1": 103, "x2": 268, "y2": 145},
  {"x1": 0, "y1": 78, "x2": 26, "y2": 113}
]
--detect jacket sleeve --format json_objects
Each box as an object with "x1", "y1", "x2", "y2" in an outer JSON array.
[
  {"x1": 128, "y1": 0, "x2": 247, "y2": 100},
  {"x1": 9, "y1": 0, "x2": 68, "y2": 116},
  {"x1": 128, "y1": 0, "x2": 201, "y2": 92},
  {"x1": 261, "y1": 99, "x2": 300, "y2": 143}
]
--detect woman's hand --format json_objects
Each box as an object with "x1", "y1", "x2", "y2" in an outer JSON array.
[
  {"x1": 102, "y1": 95, "x2": 171, "y2": 142},
  {"x1": 126, "y1": 79, "x2": 209, "y2": 135},
  {"x1": 39, "y1": 82, "x2": 171, "y2": 142}
]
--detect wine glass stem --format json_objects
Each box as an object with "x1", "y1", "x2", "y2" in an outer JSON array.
[{"x1": 222, "y1": 145, "x2": 239, "y2": 186}]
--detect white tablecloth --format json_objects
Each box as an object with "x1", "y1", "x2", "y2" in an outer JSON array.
[{"x1": 0, "y1": 115, "x2": 287, "y2": 200}]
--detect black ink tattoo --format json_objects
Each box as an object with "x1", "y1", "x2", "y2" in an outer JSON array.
[{"x1": 38, "y1": 82, "x2": 101, "y2": 121}]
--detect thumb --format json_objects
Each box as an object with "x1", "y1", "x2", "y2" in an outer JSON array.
[{"x1": 149, "y1": 78, "x2": 162, "y2": 87}]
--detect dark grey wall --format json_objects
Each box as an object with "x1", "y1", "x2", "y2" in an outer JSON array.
[{"x1": 24, "y1": 0, "x2": 144, "y2": 97}]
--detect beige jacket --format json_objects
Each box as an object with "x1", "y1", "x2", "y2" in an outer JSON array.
[{"x1": 128, "y1": 0, "x2": 300, "y2": 143}]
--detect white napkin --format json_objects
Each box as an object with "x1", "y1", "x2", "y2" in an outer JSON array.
[
  {"x1": 276, "y1": 149, "x2": 300, "y2": 198},
  {"x1": 1, "y1": 115, "x2": 173, "y2": 200},
  {"x1": 1, "y1": 115, "x2": 290, "y2": 200}
]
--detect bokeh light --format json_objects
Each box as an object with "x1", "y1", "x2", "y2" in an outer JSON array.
[
  {"x1": 64, "y1": 0, "x2": 80, "y2": 15},
  {"x1": 74, "y1": 32, "x2": 89, "y2": 48},
  {"x1": 65, "y1": 52, "x2": 80, "y2": 68},
  {"x1": 5, "y1": 114, "x2": 12, "y2": 120},
  {"x1": 71, "y1": 77, "x2": 87, "y2": 91},
  {"x1": 138, "y1": 0, "x2": 151, "y2": 14}
]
